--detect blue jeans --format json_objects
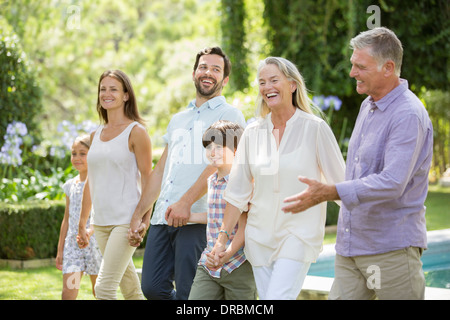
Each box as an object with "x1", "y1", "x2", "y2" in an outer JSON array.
[{"x1": 141, "y1": 224, "x2": 206, "y2": 300}]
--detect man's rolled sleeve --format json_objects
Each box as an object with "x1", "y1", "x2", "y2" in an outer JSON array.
[{"x1": 336, "y1": 180, "x2": 360, "y2": 211}]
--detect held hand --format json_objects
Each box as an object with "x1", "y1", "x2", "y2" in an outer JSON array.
[
  {"x1": 55, "y1": 254, "x2": 63, "y2": 271},
  {"x1": 165, "y1": 200, "x2": 190, "y2": 228},
  {"x1": 205, "y1": 251, "x2": 227, "y2": 271},
  {"x1": 77, "y1": 227, "x2": 90, "y2": 249},
  {"x1": 208, "y1": 241, "x2": 227, "y2": 269},
  {"x1": 128, "y1": 221, "x2": 148, "y2": 247}
]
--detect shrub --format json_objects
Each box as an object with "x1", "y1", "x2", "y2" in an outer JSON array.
[
  {"x1": 326, "y1": 201, "x2": 339, "y2": 226},
  {"x1": 1, "y1": 166, "x2": 77, "y2": 203},
  {"x1": 0, "y1": 201, "x2": 65, "y2": 260},
  {"x1": 0, "y1": 18, "x2": 43, "y2": 146}
]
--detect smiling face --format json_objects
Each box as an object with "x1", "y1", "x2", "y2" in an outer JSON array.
[
  {"x1": 193, "y1": 54, "x2": 229, "y2": 99},
  {"x1": 71, "y1": 141, "x2": 89, "y2": 174},
  {"x1": 349, "y1": 47, "x2": 388, "y2": 101},
  {"x1": 99, "y1": 76, "x2": 129, "y2": 111},
  {"x1": 258, "y1": 63, "x2": 296, "y2": 111},
  {"x1": 205, "y1": 141, "x2": 235, "y2": 168}
]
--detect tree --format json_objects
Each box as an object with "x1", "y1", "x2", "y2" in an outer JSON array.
[
  {"x1": 0, "y1": 0, "x2": 223, "y2": 144},
  {"x1": 0, "y1": 18, "x2": 42, "y2": 145},
  {"x1": 221, "y1": 0, "x2": 250, "y2": 91},
  {"x1": 260, "y1": 0, "x2": 449, "y2": 95},
  {"x1": 260, "y1": 0, "x2": 449, "y2": 149},
  {"x1": 367, "y1": 0, "x2": 449, "y2": 92}
]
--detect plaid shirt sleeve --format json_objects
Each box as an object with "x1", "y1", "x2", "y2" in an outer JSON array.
[{"x1": 197, "y1": 173, "x2": 247, "y2": 278}]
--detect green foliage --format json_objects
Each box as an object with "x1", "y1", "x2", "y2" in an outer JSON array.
[
  {"x1": 263, "y1": 0, "x2": 356, "y2": 97},
  {"x1": 423, "y1": 90, "x2": 450, "y2": 177},
  {"x1": 262, "y1": 0, "x2": 363, "y2": 137},
  {"x1": 326, "y1": 202, "x2": 339, "y2": 226},
  {"x1": 1, "y1": 0, "x2": 448, "y2": 180},
  {"x1": 1, "y1": 166, "x2": 77, "y2": 203},
  {"x1": 425, "y1": 185, "x2": 450, "y2": 231},
  {"x1": 260, "y1": 0, "x2": 449, "y2": 173},
  {"x1": 0, "y1": 18, "x2": 43, "y2": 145},
  {"x1": 1, "y1": 0, "x2": 224, "y2": 145},
  {"x1": 371, "y1": 0, "x2": 449, "y2": 92},
  {"x1": 0, "y1": 201, "x2": 66, "y2": 259},
  {"x1": 262, "y1": 0, "x2": 449, "y2": 95},
  {"x1": 221, "y1": 0, "x2": 250, "y2": 91}
]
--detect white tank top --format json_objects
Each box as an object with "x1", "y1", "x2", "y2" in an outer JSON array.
[{"x1": 87, "y1": 122, "x2": 141, "y2": 226}]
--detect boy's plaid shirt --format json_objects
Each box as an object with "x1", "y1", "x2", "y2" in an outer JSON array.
[{"x1": 198, "y1": 172, "x2": 246, "y2": 278}]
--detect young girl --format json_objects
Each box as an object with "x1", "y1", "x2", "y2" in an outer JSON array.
[{"x1": 56, "y1": 134, "x2": 102, "y2": 300}]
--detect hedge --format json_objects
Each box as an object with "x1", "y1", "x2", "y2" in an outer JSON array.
[
  {"x1": 0, "y1": 201, "x2": 65, "y2": 260},
  {"x1": 326, "y1": 201, "x2": 339, "y2": 226}
]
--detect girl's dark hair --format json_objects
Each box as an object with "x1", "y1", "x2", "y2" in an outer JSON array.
[
  {"x1": 96, "y1": 70, "x2": 145, "y2": 125},
  {"x1": 202, "y1": 120, "x2": 244, "y2": 150}
]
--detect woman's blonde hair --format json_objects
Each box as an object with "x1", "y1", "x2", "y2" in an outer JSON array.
[{"x1": 255, "y1": 57, "x2": 319, "y2": 118}]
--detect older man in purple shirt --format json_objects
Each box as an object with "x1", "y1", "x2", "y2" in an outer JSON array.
[{"x1": 282, "y1": 27, "x2": 433, "y2": 299}]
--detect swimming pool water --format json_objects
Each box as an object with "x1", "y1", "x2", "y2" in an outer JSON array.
[{"x1": 307, "y1": 229, "x2": 450, "y2": 289}]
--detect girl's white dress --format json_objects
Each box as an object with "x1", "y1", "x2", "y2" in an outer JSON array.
[{"x1": 62, "y1": 177, "x2": 102, "y2": 275}]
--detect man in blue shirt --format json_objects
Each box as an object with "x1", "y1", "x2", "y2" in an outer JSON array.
[
  {"x1": 282, "y1": 28, "x2": 433, "y2": 299},
  {"x1": 129, "y1": 47, "x2": 245, "y2": 300}
]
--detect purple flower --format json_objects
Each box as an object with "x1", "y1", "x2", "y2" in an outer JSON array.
[
  {"x1": 312, "y1": 95, "x2": 326, "y2": 110},
  {"x1": 78, "y1": 120, "x2": 98, "y2": 134},
  {"x1": 49, "y1": 146, "x2": 66, "y2": 159},
  {"x1": 327, "y1": 96, "x2": 342, "y2": 111},
  {"x1": 0, "y1": 121, "x2": 28, "y2": 166},
  {"x1": 313, "y1": 95, "x2": 342, "y2": 111},
  {"x1": 53, "y1": 120, "x2": 98, "y2": 156},
  {"x1": 6, "y1": 121, "x2": 28, "y2": 136}
]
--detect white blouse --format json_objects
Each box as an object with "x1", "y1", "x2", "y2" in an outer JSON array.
[{"x1": 224, "y1": 108, "x2": 345, "y2": 266}]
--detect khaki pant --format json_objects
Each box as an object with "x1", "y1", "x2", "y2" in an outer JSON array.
[
  {"x1": 189, "y1": 261, "x2": 257, "y2": 300},
  {"x1": 93, "y1": 224, "x2": 144, "y2": 300},
  {"x1": 329, "y1": 247, "x2": 425, "y2": 300}
]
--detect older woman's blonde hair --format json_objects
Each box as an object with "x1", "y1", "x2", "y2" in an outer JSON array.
[{"x1": 255, "y1": 57, "x2": 319, "y2": 118}]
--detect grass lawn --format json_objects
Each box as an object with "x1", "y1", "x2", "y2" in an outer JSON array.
[
  {"x1": 0, "y1": 256, "x2": 144, "y2": 300},
  {"x1": 423, "y1": 184, "x2": 450, "y2": 230},
  {"x1": 1, "y1": 186, "x2": 449, "y2": 300}
]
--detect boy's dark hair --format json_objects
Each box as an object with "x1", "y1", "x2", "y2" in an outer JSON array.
[
  {"x1": 193, "y1": 47, "x2": 231, "y2": 79},
  {"x1": 202, "y1": 120, "x2": 244, "y2": 151}
]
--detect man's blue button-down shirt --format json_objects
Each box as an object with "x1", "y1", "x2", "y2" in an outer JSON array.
[
  {"x1": 335, "y1": 79, "x2": 433, "y2": 257},
  {"x1": 151, "y1": 96, "x2": 246, "y2": 225}
]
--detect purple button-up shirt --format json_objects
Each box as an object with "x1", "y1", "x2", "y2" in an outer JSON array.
[{"x1": 335, "y1": 79, "x2": 433, "y2": 257}]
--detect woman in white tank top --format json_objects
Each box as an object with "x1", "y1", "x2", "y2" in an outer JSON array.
[{"x1": 77, "y1": 70, "x2": 152, "y2": 300}]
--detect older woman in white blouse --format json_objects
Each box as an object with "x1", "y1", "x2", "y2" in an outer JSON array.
[{"x1": 210, "y1": 57, "x2": 345, "y2": 299}]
